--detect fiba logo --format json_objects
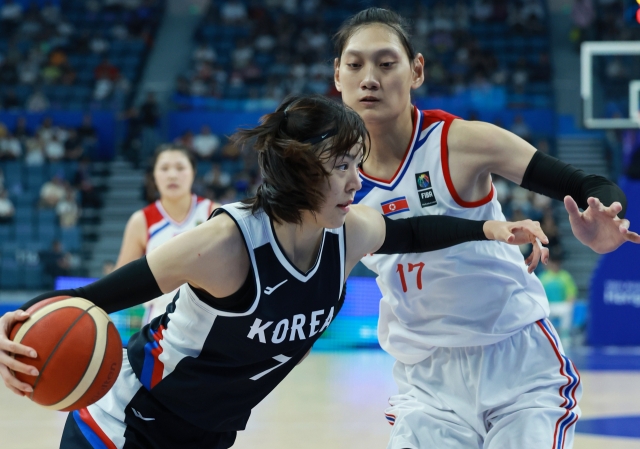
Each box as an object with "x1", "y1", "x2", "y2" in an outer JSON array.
[
  {"x1": 416, "y1": 173, "x2": 431, "y2": 189},
  {"x1": 414, "y1": 171, "x2": 437, "y2": 207}
]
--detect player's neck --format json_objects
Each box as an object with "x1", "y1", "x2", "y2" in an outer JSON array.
[
  {"x1": 362, "y1": 105, "x2": 414, "y2": 179},
  {"x1": 160, "y1": 194, "x2": 193, "y2": 223},
  {"x1": 273, "y1": 220, "x2": 324, "y2": 273}
]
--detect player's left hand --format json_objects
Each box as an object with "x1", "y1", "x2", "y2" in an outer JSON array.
[
  {"x1": 564, "y1": 196, "x2": 640, "y2": 254},
  {"x1": 483, "y1": 219, "x2": 549, "y2": 273}
]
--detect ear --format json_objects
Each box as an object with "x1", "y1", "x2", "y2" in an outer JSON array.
[
  {"x1": 334, "y1": 57, "x2": 342, "y2": 93},
  {"x1": 411, "y1": 53, "x2": 425, "y2": 90}
]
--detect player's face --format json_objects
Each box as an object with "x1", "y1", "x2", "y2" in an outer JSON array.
[
  {"x1": 153, "y1": 151, "x2": 195, "y2": 200},
  {"x1": 335, "y1": 24, "x2": 424, "y2": 126},
  {"x1": 315, "y1": 144, "x2": 363, "y2": 229}
]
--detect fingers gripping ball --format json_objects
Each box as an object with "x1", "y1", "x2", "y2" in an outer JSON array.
[{"x1": 9, "y1": 296, "x2": 123, "y2": 411}]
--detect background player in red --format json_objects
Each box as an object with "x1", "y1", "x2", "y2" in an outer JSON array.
[
  {"x1": 333, "y1": 8, "x2": 640, "y2": 449},
  {"x1": 115, "y1": 144, "x2": 218, "y2": 323},
  {"x1": 0, "y1": 95, "x2": 548, "y2": 449}
]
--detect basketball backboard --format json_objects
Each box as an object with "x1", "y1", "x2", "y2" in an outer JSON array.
[{"x1": 581, "y1": 41, "x2": 640, "y2": 129}]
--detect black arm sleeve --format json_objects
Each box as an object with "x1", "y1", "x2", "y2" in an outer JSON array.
[
  {"x1": 377, "y1": 215, "x2": 487, "y2": 254},
  {"x1": 521, "y1": 151, "x2": 627, "y2": 219},
  {"x1": 19, "y1": 256, "x2": 163, "y2": 314}
]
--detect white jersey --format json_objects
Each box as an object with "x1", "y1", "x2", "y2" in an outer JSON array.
[
  {"x1": 142, "y1": 194, "x2": 214, "y2": 254},
  {"x1": 141, "y1": 195, "x2": 215, "y2": 323},
  {"x1": 355, "y1": 107, "x2": 549, "y2": 365}
]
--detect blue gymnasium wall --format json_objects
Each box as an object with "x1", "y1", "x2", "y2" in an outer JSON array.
[
  {"x1": 588, "y1": 176, "x2": 640, "y2": 345},
  {"x1": 0, "y1": 111, "x2": 116, "y2": 160}
]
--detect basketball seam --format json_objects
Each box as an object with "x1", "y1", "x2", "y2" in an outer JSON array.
[
  {"x1": 62, "y1": 310, "x2": 100, "y2": 410},
  {"x1": 30, "y1": 305, "x2": 96, "y2": 401}
]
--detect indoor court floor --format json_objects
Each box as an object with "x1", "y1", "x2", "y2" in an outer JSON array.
[{"x1": 1, "y1": 349, "x2": 639, "y2": 449}]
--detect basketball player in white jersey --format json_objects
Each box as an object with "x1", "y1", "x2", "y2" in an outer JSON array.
[
  {"x1": 115, "y1": 144, "x2": 217, "y2": 324},
  {"x1": 334, "y1": 8, "x2": 640, "y2": 449},
  {"x1": 0, "y1": 95, "x2": 548, "y2": 449}
]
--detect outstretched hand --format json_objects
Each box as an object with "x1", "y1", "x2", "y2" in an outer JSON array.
[
  {"x1": 564, "y1": 196, "x2": 640, "y2": 254},
  {"x1": 483, "y1": 219, "x2": 549, "y2": 273}
]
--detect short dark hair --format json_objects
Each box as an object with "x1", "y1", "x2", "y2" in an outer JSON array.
[
  {"x1": 231, "y1": 94, "x2": 369, "y2": 225},
  {"x1": 333, "y1": 8, "x2": 415, "y2": 62},
  {"x1": 151, "y1": 143, "x2": 197, "y2": 172}
]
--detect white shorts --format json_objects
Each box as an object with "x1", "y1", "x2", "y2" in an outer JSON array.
[{"x1": 385, "y1": 319, "x2": 582, "y2": 449}]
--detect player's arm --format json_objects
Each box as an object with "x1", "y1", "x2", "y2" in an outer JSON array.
[
  {"x1": 344, "y1": 205, "x2": 549, "y2": 276},
  {"x1": 448, "y1": 120, "x2": 639, "y2": 253},
  {"x1": 114, "y1": 210, "x2": 147, "y2": 269},
  {"x1": 0, "y1": 214, "x2": 247, "y2": 395}
]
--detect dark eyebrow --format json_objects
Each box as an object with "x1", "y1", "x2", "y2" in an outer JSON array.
[{"x1": 343, "y1": 48, "x2": 401, "y2": 58}]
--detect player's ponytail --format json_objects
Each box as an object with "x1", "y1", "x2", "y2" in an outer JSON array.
[{"x1": 231, "y1": 94, "x2": 369, "y2": 224}]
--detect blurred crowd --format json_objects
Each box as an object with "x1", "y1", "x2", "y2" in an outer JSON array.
[
  {"x1": 0, "y1": 115, "x2": 103, "y2": 228},
  {"x1": 175, "y1": 0, "x2": 551, "y2": 105},
  {"x1": 0, "y1": 0, "x2": 161, "y2": 111}
]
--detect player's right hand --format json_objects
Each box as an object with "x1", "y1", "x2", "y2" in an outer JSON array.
[{"x1": 0, "y1": 310, "x2": 39, "y2": 396}]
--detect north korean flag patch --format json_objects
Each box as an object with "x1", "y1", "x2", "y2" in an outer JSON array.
[{"x1": 381, "y1": 197, "x2": 410, "y2": 216}]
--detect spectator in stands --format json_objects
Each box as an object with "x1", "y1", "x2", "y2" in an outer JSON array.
[
  {"x1": 472, "y1": 0, "x2": 493, "y2": 21},
  {"x1": 94, "y1": 57, "x2": 120, "y2": 82},
  {"x1": 39, "y1": 175, "x2": 66, "y2": 208},
  {"x1": 539, "y1": 247, "x2": 577, "y2": 342},
  {"x1": 0, "y1": 168, "x2": 4, "y2": 190},
  {"x1": 0, "y1": 130, "x2": 22, "y2": 160},
  {"x1": 56, "y1": 187, "x2": 80, "y2": 228},
  {"x1": 64, "y1": 129, "x2": 85, "y2": 160},
  {"x1": 540, "y1": 206, "x2": 561, "y2": 252},
  {"x1": 221, "y1": 0, "x2": 248, "y2": 24},
  {"x1": 509, "y1": 114, "x2": 532, "y2": 143},
  {"x1": 39, "y1": 240, "x2": 72, "y2": 286},
  {"x1": 0, "y1": 189, "x2": 15, "y2": 224},
  {"x1": 37, "y1": 117, "x2": 63, "y2": 144},
  {"x1": 0, "y1": 0, "x2": 22, "y2": 34},
  {"x1": 1, "y1": 88, "x2": 20, "y2": 110},
  {"x1": 73, "y1": 157, "x2": 102, "y2": 208},
  {"x1": 25, "y1": 89, "x2": 50, "y2": 112},
  {"x1": 77, "y1": 114, "x2": 98, "y2": 157},
  {"x1": 174, "y1": 130, "x2": 194, "y2": 152},
  {"x1": 90, "y1": 32, "x2": 110, "y2": 55},
  {"x1": 203, "y1": 162, "x2": 232, "y2": 198},
  {"x1": 193, "y1": 125, "x2": 221, "y2": 161},
  {"x1": 24, "y1": 138, "x2": 45, "y2": 166},
  {"x1": 45, "y1": 135, "x2": 65, "y2": 162},
  {"x1": 511, "y1": 57, "x2": 530, "y2": 92},
  {"x1": 193, "y1": 42, "x2": 217, "y2": 64},
  {"x1": 139, "y1": 92, "x2": 161, "y2": 162}
]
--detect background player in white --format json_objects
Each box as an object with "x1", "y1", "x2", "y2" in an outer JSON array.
[
  {"x1": 0, "y1": 95, "x2": 548, "y2": 448},
  {"x1": 115, "y1": 144, "x2": 218, "y2": 324},
  {"x1": 333, "y1": 8, "x2": 640, "y2": 449}
]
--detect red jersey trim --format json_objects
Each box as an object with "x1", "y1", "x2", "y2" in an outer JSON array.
[
  {"x1": 358, "y1": 106, "x2": 420, "y2": 185},
  {"x1": 142, "y1": 202, "x2": 164, "y2": 241},
  {"x1": 440, "y1": 118, "x2": 494, "y2": 208}
]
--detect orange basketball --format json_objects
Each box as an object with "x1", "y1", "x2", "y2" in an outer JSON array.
[{"x1": 9, "y1": 296, "x2": 123, "y2": 411}]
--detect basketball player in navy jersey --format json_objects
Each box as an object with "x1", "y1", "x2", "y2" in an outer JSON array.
[
  {"x1": 0, "y1": 95, "x2": 549, "y2": 449},
  {"x1": 333, "y1": 8, "x2": 640, "y2": 449}
]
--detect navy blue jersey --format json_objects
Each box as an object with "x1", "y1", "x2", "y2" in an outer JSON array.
[{"x1": 126, "y1": 203, "x2": 346, "y2": 431}]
